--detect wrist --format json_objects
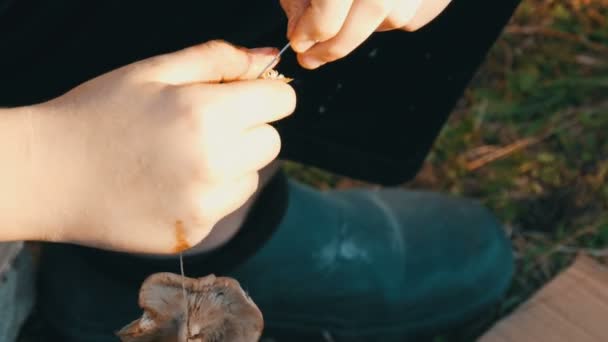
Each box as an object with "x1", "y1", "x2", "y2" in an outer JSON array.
[{"x1": 0, "y1": 104, "x2": 68, "y2": 242}]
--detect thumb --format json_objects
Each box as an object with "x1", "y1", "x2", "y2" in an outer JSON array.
[{"x1": 142, "y1": 40, "x2": 281, "y2": 85}]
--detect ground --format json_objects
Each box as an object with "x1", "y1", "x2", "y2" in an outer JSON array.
[{"x1": 284, "y1": 0, "x2": 608, "y2": 340}]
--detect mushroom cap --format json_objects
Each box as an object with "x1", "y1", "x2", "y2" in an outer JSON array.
[{"x1": 116, "y1": 272, "x2": 263, "y2": 342}]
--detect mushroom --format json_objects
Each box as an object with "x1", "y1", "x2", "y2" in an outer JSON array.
[
  {"x1": 116, "y1": 273, "x2": 263, "y2": 342},
  {"x1": 260, "y1": 69, "x2": 293, "y2": 83}
]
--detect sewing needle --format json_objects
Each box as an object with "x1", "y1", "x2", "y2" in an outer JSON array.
[{"x1": 257, "y1": 42, "x2": 292, "y2": 79}]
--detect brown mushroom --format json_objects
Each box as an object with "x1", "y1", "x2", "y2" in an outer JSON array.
[
  {"x1": 116, "y1": 273, "x2": 263, "y2": 342},
  {"x1": 260, "y1": 69, "x2": 293, "y2": 83}
]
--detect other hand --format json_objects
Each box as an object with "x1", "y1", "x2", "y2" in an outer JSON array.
[{"x1": 280, "y1": 0, "x2": 452, "y2": 69}]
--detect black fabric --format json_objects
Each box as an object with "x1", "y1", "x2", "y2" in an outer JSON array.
[
  {"x1": 0, "y1": 0, "x2": 521, "y2": 185},
  {"x1": 0, "y1": 0, "x2": 13, "y2": 14},
  {"x1": 44, "y1": 166, "x2": 289, "y2": 285}
]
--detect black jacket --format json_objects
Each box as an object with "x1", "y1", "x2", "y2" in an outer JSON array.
[{"x1": 0, "y1": 0, "x2": 521, "y2": 185}]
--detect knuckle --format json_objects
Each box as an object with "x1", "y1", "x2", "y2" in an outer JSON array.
[
  {"x1": 366, "y1": 0, "x2": 392, "y2": 16},
  {"x1": 172, "y1": 86, "x2": 221, "y2": 131},
  {"x1": 277, "y1": 83, "x2": 297, "y2": 113},
  {"x1": 309, "y1": 23, "x2": 340, "y2": 42},
  {"x1": 205, "y1": 39, "x2": 229, "y2": 48},
  {"x1": 202, "y1": 40, "x2": 247, "y2": 67},
  {"x1": 323, "y1": 44, "x2": 348, "y2": 61},
  {"x1": 191, "y1": 152, "x2": 215, "y2": 180},
  {"x1": 240, "y1": 173, "x2": 260, "y2": 195},
  {"x1": 253, "y1": 128, "x2": 282, "y2": 168},
  {"x1": 200, "y1": 39, "x2": 234, "y2": 54},
  {"x1": 257, "y1": 124, "x2": 282, "y2": 152},
  {"x1": 383, "y1": 15, "x2": 409, "y2": 30},
  {"x1": 200, "y1": 154, "x2": 229, "y2": 181},
  {"x1": 265, "y1": 125, "x2": 282, "y2": 145},
  {"x1": 266, "y1": 129, "x2": 282, "y2": 159},
  {"x1": 195, "y1": 40, "x2": 248, "y2": 77},
  {"x1": 202, "y1": 148, "x2": 246, "y2": 182},
  {"x1": 401, "y1": 22, "x2": 423, "y2": 32},
  {"x1": 170, "y1": 86, "x2": 200, "y2": 116},
  {"x1": 172, "y1": 91, "x2": 206, "y2": 132},
  {"x1": 197, "y1": 108, "x2": 221, "y2": 137}
]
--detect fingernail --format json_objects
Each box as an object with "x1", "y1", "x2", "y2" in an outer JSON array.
[
  {"x1": 249, "y1": 47, "x2": 280, "y2": 56},
  {"x1": 291, "y1": 39, "x2": 316, "y2": 53},
  {"x1": 300, "y1": 55, "x2": 325, "y2": 69}
]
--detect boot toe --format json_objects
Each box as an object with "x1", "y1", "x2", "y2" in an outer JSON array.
[
  {"x1": 231, "y1": 183, "x2": 514, "y2": 340},
  {"x1": 368, "y1": 189, "x2": 514, "y2": 332}
]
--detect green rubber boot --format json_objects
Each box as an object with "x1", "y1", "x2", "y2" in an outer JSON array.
[
  {"x1": 226, "y1": 178, "x2": 514, "y2": 341},
  {"x1": 37, "y1": 172, "x2": 513, "y2": 341}
]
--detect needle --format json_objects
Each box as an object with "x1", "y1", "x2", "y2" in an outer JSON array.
[{"x1": 256, "y1": 42, "x2": 292, "y2": 79}]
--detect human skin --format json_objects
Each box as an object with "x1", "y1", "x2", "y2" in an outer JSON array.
[
  {"x1": 281, "y1": 0, "x2": 453, "y2": 69},
  {"x1": 190, "y1": 0, "x2": 454, "y2": 253},
  {"x1": 0, "y1": 41, "x2": 296, "y2": 254},
  {"x1": 0, "y1": 0, "x2": 452, "y2": 255}
]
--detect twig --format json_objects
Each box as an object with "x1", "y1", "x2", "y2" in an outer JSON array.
[
  {"x1": 464, "y1": 145, "x2": 500, "y2": 160},
  {"x1": 465, "y1": 101, "x2": 608, "y2": 171},
  {"x1": 466, "y1": 137, "x2": 544, "y2": 171}
]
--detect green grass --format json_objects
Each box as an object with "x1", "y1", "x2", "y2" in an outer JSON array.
[{"x1": 286, "y1": 0, "x2": 608, "y2": 340}]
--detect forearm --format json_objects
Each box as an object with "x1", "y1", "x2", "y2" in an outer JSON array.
[{"x1": 0, "y1": 105, "x2": 58, "y2": 241}]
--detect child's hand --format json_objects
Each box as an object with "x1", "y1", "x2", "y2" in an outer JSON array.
[
  {"x1": 280, "y1": 0, "x2": 452, "y2": 69},
  {"x1": 32, "y1": 40, "x2": 296, "y2": 254}
]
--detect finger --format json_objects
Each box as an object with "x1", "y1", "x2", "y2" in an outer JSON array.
[
  {"x1": 280, "y1": 0, "x2": 309, "y2": 39},
  {"x1": 187, "y1": 79, "x2": 296, "y2": 129},
  {"x1": 232, "y1": 125, "x2": 282, "y2": 174},
  {"x1": 398, "y1": 0, "x2": 452, "y2": 32},
  {"x1": 199, "y1": 173, "x2": 260, "y2": 226},
  {"x1": 298, "y1": 0, "x2": 395, "y2": 69},
  {"x1": 140, "y1": 40, "x2": 282, "y2": 85},
  {"x1": 376, "y1": 0, "x2": 423, "y2": 32},
  {"x1": 288, "y1": 0, "x2": 354, "y2": 53},
  {"x1": 206, "y1": 125, "x2": 282, "y2": 180}
]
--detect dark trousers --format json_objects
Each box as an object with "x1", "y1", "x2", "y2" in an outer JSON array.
[{"x1": 0, "y1": 0, "x2": 521, "y2": 185}]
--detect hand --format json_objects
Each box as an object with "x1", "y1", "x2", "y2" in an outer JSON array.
[
  {"x1": 280, "y1": 0, "x2": 452, "y2": 69},
  {"x1": 30, "y1": 40, "x2": 295, "y2": 254}
]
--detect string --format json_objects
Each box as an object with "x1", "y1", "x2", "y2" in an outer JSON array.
[{"x1": 179, "y1": 252, "x2": 190, "y2": 340}]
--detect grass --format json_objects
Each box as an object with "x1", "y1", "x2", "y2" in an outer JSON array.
[{"x1": 284, "y1": 0, "x2": 608, "y2": 340}]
